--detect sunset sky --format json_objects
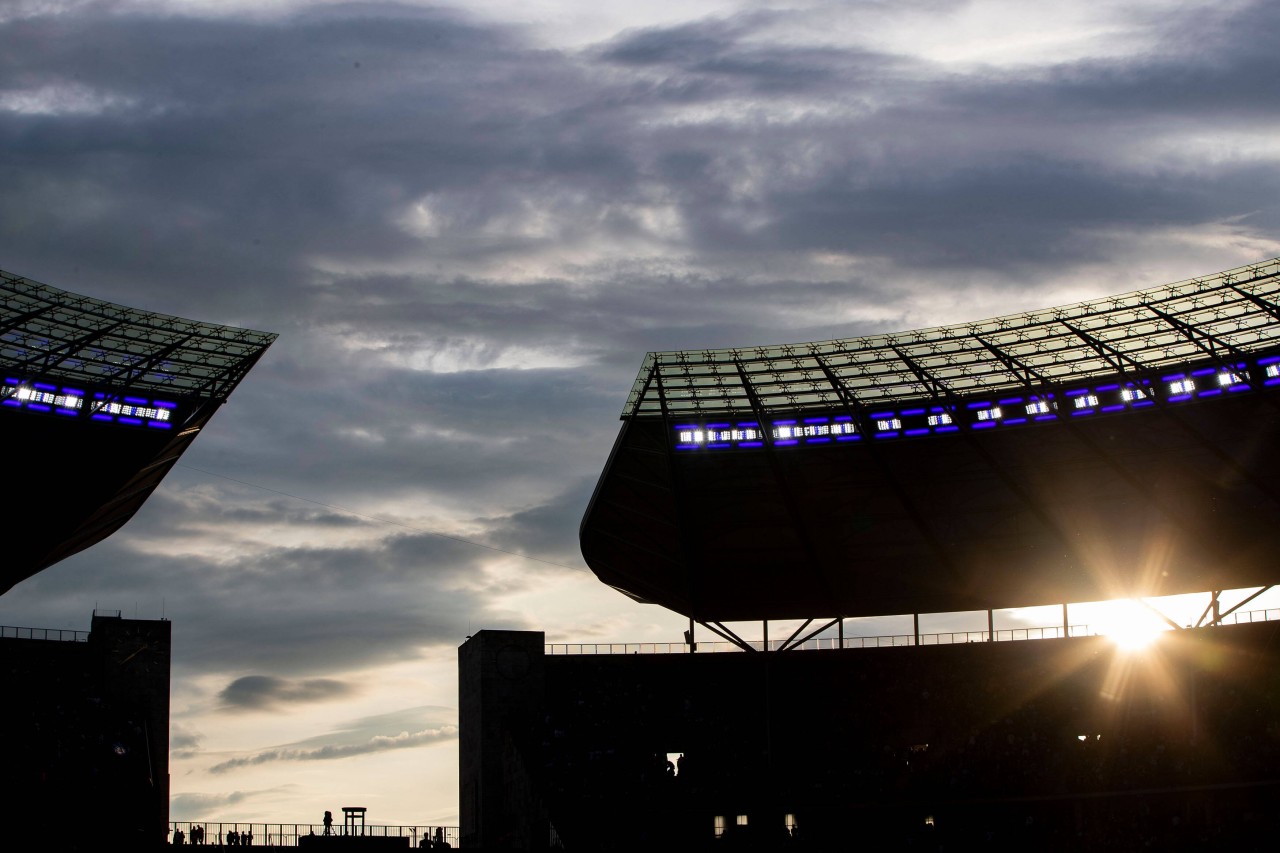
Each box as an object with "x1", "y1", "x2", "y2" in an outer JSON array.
[{"x1": 3, "y1": 0, "x2": 1280, "y2": 828}]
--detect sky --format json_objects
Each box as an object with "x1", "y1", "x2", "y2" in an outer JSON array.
[{"x1": 3, "y1": 0, "x2": 1280, "y2": 829}]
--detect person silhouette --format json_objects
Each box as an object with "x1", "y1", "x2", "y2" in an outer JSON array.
[{"x1": 323, "y1": 811, "x2": 334, "y2": 836}]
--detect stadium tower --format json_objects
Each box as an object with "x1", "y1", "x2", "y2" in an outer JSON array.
[
  {"x1": 1, "y1": 269, "x2": 277, "y2": 594},
  {"x1": 463, "y1": 258, "x2": 1280, "y2": 850}
]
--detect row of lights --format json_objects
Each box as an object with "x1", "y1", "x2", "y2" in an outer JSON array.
[
  {"x1": 674, "y1": 359, "x2": 1280, "y2": 450},
  {"x1": 1, "y1": 378, "x2": 177, "y2": 429}
]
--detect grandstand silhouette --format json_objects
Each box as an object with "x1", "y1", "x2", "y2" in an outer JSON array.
[
  {"x1": 463, "y1": 258, "x2": 1280, "y2": 850},
  {"x1": 0, "y1": 269, "x2": 276, "y2": 594},
  {"x1": 1, "y1": 270, "x2": 275, "y2": 850}
]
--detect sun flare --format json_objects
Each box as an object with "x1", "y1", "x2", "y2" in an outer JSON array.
[{"x1": 1097, "y1": 600, "x2": 1169, "y2": 651}]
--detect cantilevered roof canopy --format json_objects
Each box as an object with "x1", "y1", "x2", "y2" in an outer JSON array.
[
  {"x1": 1, "y1": 270, "x2": 277, "y2": 594},
  {"x1": 2, "y1": 269, "x2": 276, "y2": 401},
  {"x1": 585, "y1": 258, "x2": 1280, "y2": 623},
  {"x1": 623, "y1": 258, "x2": 1280, "y2": 418}
]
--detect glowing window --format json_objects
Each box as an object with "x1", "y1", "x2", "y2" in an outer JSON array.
[
  {"x1": 927, "y1": 413, "x2": 952, "y2": 426},
  {"x1": 1267, "y1": 364, "x2": 1280, "y2": 378},
  {"x1": 1218, "y1": 371, "x2": 1246, "y2": 386},
  {"x1": 1026, "y1": 400, "x2": 1051, "y2": 415},
  {"x1": 1121, "y1": 388, "x2": 1147, "y2": 402},
  {"x1": 1073, "y1": 395, "x2": 1098, "y2": 409},
  {"x1": 876, "y1": 418, "x2": 901, "y2": 431},
  {"x1": 1169, "y1": 378, "x2": 1195, "y2": 394},
  {"x1": 976, "y1": 407, "x2": 1002, "y2": 421}
]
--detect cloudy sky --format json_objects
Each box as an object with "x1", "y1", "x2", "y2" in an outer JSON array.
[{"x1": 3, "y1": 0, "x2": 1280, "y2": 828}]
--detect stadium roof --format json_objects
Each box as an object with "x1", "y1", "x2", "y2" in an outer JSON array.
[
  {"x1": 586, "y1": 257, "x2": 1280, "y2": 624},
  {"x1": 624, "y1": 257, "x2": 1280, "y2": 419},
  {"x1": 2, "y1": 269, "x2": 277, "y2": 400},
  {"x1": 1, "y1": 269, "x2": 277, "y2": 594}
]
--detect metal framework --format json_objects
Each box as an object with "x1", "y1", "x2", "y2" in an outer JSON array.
[
  {"x1": 1, "y1": 269, "x2": 276, "y2": 403},
  {"x1": 624, "y1": 258, "x2": 1280, "y2": 419}
]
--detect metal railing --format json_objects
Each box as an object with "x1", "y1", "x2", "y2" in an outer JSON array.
[
  {"x1": 168, "y1": 822, "x2": 458, "y2": 848},
  {"x1": 0, "y1": 624, "x2": 90, "y2": 642},
  {"x1": 546, "y1": 605, "x2": 1280, "y2": 656},
  {"x1": 1222, "y1": 607, "x2": 1280, "y2": 625},
  {"x1": 545, "y1": 624, "x2": 1093, "y2": 655}
]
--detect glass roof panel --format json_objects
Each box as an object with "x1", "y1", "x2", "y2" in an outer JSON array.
[
  {"x1": 624, "y1": 258, "x2": 1280, "y2": 417},
  {"x1": 2, "y1": 270, "x2": 278, "y2": 399}
]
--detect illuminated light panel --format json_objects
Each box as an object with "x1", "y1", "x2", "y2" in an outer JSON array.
[
  {"x1": 1, "y1": 379, "x2": 181, "y2": 429},
  {"x1": 676, "y1": 421, "x2": 854, "y2": 447},
  {"x1": 667, "y1": 353, "x2": 1280, "y2": 451},
  {"x1": 92, "y1": 401, "x2": 171, "y2": 421},
  {"x1": 15, "y1": 386, "x2": 82, "y2": 409}
]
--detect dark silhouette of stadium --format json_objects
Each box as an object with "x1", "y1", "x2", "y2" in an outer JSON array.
[
  {"x1": 1, "y1": 269, "x2": 275, "y2": 850},
  {"x1": 462, "y1": 258, "x2": 1280, "y2": 850},
  {"x1": 1, "y1": 269, "x2": 276, "y2": 595}
]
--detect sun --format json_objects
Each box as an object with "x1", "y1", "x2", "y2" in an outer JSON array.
[{"x1": 1097, "y1": 599, "x2": 1169, "y2": 651}]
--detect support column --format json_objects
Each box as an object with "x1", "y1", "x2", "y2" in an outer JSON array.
[
  {"x1": 913, "y1": 613, "x2": 920, "y2": 646},
  {"x1": 1062, "y1": 603, "x2": 1069, "y2": 637},
  {"x1": 987, "y1": 609, "x2": 994, "y2": 642}
]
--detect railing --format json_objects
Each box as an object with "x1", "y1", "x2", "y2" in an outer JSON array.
[
  {"x1": 0, "y1": 624, "x2": 89, "y2": 642},
  {"x1": 547, "y1": 606, "x2": 1280, "y2": 655},
  {"x1": 168, "y1": 822, "x2": 459, "y2": 848},
  {"x1": 546, "y1": 624, "x2": 1092, "y2": 655},
  {"x1": 1222, "y1": 607, "x2": 1280, "y2": 625}
]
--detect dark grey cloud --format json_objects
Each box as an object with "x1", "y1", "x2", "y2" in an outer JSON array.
[
  {"x1": 170, "y1": 789, "x2": 261, "y2": 815},
  {"x1": 219, "y1": 675, "x2": 356, "y2": 711},
  {"x1": 209, "y1": 725, "x2": 456, "y2": 773},
  {"x1": 208, "y1": 704, "x2": 457, "y2": 773},
  {"x1": 0, "y1": 501, "x2": 538, "y2": 677}
]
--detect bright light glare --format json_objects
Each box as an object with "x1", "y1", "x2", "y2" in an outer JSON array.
[{"x1": 1098, "y1": 600, "x2": 1168, "y2": 651}]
